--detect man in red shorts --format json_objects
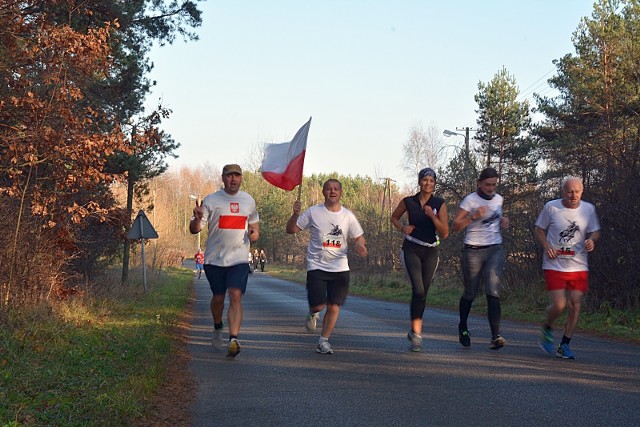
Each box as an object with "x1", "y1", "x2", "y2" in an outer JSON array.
[{"x1": 534, "y1": 177, "x2": 601, "y2": 359}]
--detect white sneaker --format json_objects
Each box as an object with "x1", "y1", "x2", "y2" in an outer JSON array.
[
  {"x1": 305, "y1": 312, "x2": 320, "y2": 333},
  {"x1": 212, "y1": 328, "x2": 224, "y2": 350},
  {"x1": 316, "y1": 340, "x2": 334, "y2": 354},
  {"x1": 407, "y1": 331, "x2": 423, "y2": 352}
]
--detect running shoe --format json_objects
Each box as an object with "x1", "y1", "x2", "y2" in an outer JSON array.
[
  {"x1": 490, "y1": 335, "x2": 506, "y2": 350},
  {"x1": 316, "y1": 340, "x2": 334, "y2": 354},
  {"x1": 458, "y1": 329, "x2": 471, "y2": 348},
  {"x1": 407, "y1": 331, "x2": 423, "y2": 352},
  {"x1": 226, "y1": 338, "x2": 241, "y2": 357},
  {"x1": 539, "y1": 327, "x2": 555, "y2": 355},
  {"x1": 305, "y1": 312, "x2": 319, "y2": 333},
  {"x1": 556, "y1": 343, "x2": 576, "y2": 359},
  {"x1": 212, "y1": 327, "x2": 224, "y2": 350}
]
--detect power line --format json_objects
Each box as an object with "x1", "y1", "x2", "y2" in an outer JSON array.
[
  {"x1": 517, "y1": 68, "x2": 556, "y2": 103},
  {"x1": 519, "y1": 68, "x2": 555, "y2": 95}
]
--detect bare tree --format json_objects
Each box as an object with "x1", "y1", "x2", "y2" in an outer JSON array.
[
  {"x1": 400, "y1": 122, "x2": 443, "y2": 187},
  {"x1": 245, "y1": 140, "x2": 266, "y2": 173}
]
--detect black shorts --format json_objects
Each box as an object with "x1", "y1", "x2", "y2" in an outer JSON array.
[{"x1": 306, "y1": 269, "x2": 350, "y2": 307}]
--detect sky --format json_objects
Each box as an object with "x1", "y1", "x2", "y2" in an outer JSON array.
[{"x1": 146, "y1": 0, "x2": 596, "y2": 189}]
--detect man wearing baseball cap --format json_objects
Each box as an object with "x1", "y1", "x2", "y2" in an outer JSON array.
[{"x1": 190, "y1": 164, "x2": 259, "y2": 357}]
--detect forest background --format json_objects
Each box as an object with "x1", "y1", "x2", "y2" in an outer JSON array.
[{"x1": 2, "y1": 0, "x2": 640, "y2": 316}]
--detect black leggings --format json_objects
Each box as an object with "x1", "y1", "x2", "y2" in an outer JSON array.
[{"x1": 401, "y1": 243, "x2": 440, "y2": 320}]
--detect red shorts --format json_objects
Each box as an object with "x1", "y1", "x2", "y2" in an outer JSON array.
[{"x1": 544, "y1": 270, "x2": 589, "y2": 293}]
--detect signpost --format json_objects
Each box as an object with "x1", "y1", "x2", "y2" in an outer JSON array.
[{"x1": 126, "y1": 210, "x2": 159, "y2": 291}]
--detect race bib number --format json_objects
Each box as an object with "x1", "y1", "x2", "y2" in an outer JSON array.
[
  {"x1": 322, "y1": 233, "x2": 344, "y2": 251},
  {"x1": 554, "y1": 243, "x2": 576, "y2": 258}
]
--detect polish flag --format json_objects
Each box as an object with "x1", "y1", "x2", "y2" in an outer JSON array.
[{"x1": 261, "y1": 118, "x2": 311, "y2": 191}]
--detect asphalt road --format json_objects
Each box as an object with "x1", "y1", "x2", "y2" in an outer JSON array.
[{"x1": 186, "y1": 269, "x2": 640, "y2": 427}]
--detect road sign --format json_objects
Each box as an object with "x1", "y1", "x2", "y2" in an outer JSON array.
[{"x1": 126, "y1": 210, "x2": 159, "y2": 240}]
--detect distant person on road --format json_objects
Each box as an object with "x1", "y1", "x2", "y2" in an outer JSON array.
[
  {"x1": 535, "y1": 177, "x2": 601, "y2": 359},
  {"x1": 259, "y1": 249, "x2": 267, "y2": 272},
  {"x1": 194, "y1": 248, "x2": 205, "y2": 279},
  {"x1": 253, "y1": 249, "x2": 259, "y2": 271},
  {"x1": 391, "y1": 167, "x2": 449, "y2": 352},
  {"x1": 451, "y1": 167, "x2": 509, "y2": 350},
  {"x1": 190, "y1": 164, "x2": 259, "y2": 358},
  {"x1": 286, "y1": 179, "x2": 368, "y2": 354}
]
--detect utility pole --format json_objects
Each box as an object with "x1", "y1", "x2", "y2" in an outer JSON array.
[
  {"x1": 380, "y1": 177, "x2": 395, "y2": 270},
  {"x1": 121, "y1": 124, "x2": 137, "y2": 284},
  {"x1": 380, "y1": 177, "x2": 395, "y2": 229},
  {"x1": 457, "y1": 127, "x2": 471, "y2": 179},
  {"x1": 444, "y1": 127, "x2": 476, "y2": 194}
]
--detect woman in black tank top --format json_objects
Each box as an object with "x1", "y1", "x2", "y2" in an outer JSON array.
[{"x1": 391, "y1": 168, "x2": 449, "y2": 352}]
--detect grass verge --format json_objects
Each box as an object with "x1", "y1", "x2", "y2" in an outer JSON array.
[{"x1": 0, "y1": 266, "x2": 193, "y2": 426}]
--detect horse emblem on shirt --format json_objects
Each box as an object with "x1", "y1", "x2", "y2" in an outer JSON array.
[
  {"x1": 559, "y1": 220, "x2": 579, "y2": 243},
  {"x1": 328, "y1": 224, "x2": 343, "y2": 236}
]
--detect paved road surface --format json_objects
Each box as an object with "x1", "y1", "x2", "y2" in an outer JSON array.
[{"x1": 186, "y1": 269, "x2": 640, "y2": 426}]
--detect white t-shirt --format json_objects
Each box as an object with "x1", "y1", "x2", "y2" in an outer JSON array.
[
  {"x1": 296, "y1": 204, "x2": 364, "y2": 272},
  {"x1": 200, "y1": 189, "x2": 259, "y2": 267},
  {"x1": 459, "y1": 192, "x2": 504, "y2": 246},
  {"x1": 535, "y1": 199, "x2": 600, "y2": 272}
]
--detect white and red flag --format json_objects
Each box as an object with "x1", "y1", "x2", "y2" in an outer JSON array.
[{"x1": 261, "y1": 117, "x2": 311, "y2": 191}]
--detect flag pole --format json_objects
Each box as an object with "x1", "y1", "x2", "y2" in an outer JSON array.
[{"x1": 295, "y1": 116, "x2": 310, "y2": 202}]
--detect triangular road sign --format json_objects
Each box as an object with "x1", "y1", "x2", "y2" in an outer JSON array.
[{"x1": 126, "y1": 210, "x2": 159, "y2": 240}]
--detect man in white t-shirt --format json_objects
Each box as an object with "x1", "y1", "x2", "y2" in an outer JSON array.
[
  {"x1": 190, "y1": 164, "x2": 260, "y2": 357},
  {"x1": 535, "y1": 177, "x2": 600, "y2": 359},
  {"x1": 286, "y1": 179, "x2": 368, "y2": 354}
]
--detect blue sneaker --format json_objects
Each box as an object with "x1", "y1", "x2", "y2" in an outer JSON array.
[
  {"x1": 539, "y1": 327, "x2": 555, "y2": 355},
  {"x1": 556, "y1": 343, "x2": 576, "y2": 359}
]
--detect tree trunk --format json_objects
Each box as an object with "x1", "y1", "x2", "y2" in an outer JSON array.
[{"x1": 121, "y1": 174, "x2": 135, "y2": 284}]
